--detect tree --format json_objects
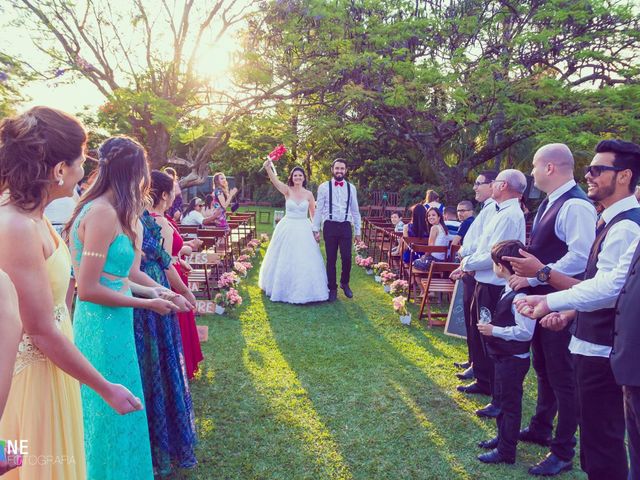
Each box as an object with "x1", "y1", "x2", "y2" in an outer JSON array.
[
  {"x1": 242, "y1": 0, "x2": 640, "y2": 201},
  {"x1": 13, "y1": 0, "x2": 284, "y2": 185},
  {"x1": 0, "y1": 52, "x2": 31, "y2": 118}
]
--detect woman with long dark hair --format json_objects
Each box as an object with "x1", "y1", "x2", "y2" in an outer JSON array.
[
  {"x1": 133, "y1": 169, "x2": 198, "y2": 474},
  {"x1": 67, "y1": 135, "x2": 180, "y2": 479},
  {"x1": 149, "y1": 171, "x2": 203, "y2": 379},
  {"x1": 0, "y1": 108, "x2": 151, "y2": 479},
  {"x1": 211, "y1": 171, "x2": 238, "y2": 228},
  {"x1": 258, "y1": 162, "x2": 328, "y2": 303},
  {"x1": 402, "y1": 203, "x2": 430, "y2": 264}
]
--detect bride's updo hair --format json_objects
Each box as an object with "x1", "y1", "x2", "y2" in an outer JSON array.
[
  {"x1": 0, "y1": 106, "x2": 87, "y2": 211},
  {"x1": 287, "y1": 166, "x2": 307, "y2": 188}
]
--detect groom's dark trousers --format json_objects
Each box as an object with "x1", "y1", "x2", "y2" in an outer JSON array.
[{"x1": 323, "y1": 220, "x2": 352, "y2": 289}]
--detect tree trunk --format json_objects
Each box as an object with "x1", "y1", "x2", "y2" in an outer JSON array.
[{"x1": 144, "y1": 123, "x2": 171, "y2": 170}]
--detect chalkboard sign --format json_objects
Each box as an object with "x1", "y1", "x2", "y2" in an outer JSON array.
[{"x1": 445, "y1": 280, "x2": 467, "y2": 339}]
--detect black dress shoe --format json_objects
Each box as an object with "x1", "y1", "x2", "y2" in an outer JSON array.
[
  {"x1": 456, "y1": 382, "x2": 490, "y2": 395},
  {"x1": 478, "y1": 436, "x2": 499, "y2": 449},
  {"x1": 340, "y1": 284, "x2": 353, "y2": 298},
  {"x1": 456, "y1": 366, "x2": 474, "y2": 380},
  {"x1": 328, "y1": 289, "x2": 337, "y2": 302},
  {"x1": 476, "y1": 403, "x2": 501, "y2": 418},
  {"x1": 528, "y1": 453, "x2": 572, "y2": 476},
  {"x1": 454, "y1": 361, "x2": 471, "y2": 369},
  {"x1": 518, "y1": 427, "x2": 552, "y2": 447},
  {"x1": 477, "y1": 448, "x2": 514, "y2": 464}
]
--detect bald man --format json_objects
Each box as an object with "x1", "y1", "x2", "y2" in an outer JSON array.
[{"x1": 506, "y1": 144, "x2": 597, "y2": 476}]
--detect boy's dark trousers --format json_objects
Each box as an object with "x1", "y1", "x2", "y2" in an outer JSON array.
[{"x1": 493, "y1": 354, "x2": 530, "y2": 460}]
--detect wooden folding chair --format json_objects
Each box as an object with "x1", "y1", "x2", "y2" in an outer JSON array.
[
  {"x1": 405, "y1": 244, "x2": 448, "y2": 302},
  {"x1": 418, "y1": 262, "x2": 458, "y2": 326}
]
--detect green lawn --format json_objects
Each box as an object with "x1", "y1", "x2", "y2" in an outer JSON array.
[{"x1": 178, "y1": 207, "x2": 585, "y2": 480}]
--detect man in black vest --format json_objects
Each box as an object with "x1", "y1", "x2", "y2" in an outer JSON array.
[
  {"x1": 514, "y1": 139, "x2": 640, "y2": 479},
  {"x1": 312, "y1": 158, "x2": 362, "y2": 302},
  {"x1": 505, "y1": 144, "x2": 596, "y2": 476}
]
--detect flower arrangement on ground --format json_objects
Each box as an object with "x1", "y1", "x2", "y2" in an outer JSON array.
[
  {"x1": 218, "y1": 271, "x2": 240, "y2": 289},
  {"x1": 380, "y1": 271, "x2": 397, "y2": 292},
  {"x1": 393, "y1": 295, "x2": 411, "y2": 325},
  {"x1": 260, "y1": 233, "x2": 270, "y2": 243},
  {"x1": 355, "y1": 255, "x2": 374, "y2": 273},
  {"x1": 233, "y1": 261, "x2": 248, "y2": 277},
  {"x1": 242, "y1": 247, "x2": 256, "y2": 257},
  {"x1": 390, "y1": 279, "x2": 409, "y2": 296},
  {"x1": 354, "y1": 240, "x2": 368, "y2": 257},
  {"x1": 214, "y1": 287, "x2": 243, "y2": 314},
  {"x1": 373, "y1": 261, "x2": 389, "y2": 282}
]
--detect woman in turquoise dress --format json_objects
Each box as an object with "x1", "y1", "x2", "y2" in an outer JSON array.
[
  {"x1": 134, "y1": 208, "x2": 197, "y2": 475},
  {"x1": 68, "y1": 136, "x2": 179, "y2": 480}
]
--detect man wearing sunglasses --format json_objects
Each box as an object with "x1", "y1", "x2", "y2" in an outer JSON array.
[
  {"x1": 510, "y1": 139, "x2": 640, "y2": 479},
  {"x1": 502, "y1": 144, "x2": 597, "y2": 476}
]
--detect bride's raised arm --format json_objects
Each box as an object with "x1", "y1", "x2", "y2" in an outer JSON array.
[{"x1": 263, "y1": 159, "x2": 289, "y2": 197}]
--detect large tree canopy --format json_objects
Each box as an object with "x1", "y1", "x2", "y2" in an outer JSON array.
[{"x1": 236, "y1": 0, "x2": 640, "y2": 201}]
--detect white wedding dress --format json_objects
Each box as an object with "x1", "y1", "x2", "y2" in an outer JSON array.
[{"x1": 259, "y1": 199, "x2": 329, "y2": 303}]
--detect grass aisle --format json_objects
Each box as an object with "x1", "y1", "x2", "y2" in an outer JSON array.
[{"x1": 180, "y1": 214, "x2": 585, "y2": 479}]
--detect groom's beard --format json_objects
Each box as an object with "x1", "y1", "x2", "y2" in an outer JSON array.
[{"x1": 333, "y1": 173, "x2": 345, "y2": 181}]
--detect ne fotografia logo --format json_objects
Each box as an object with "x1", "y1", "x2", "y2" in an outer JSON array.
[{"x1": 0, "y1": 439, "x2": 74, "y2": 466}]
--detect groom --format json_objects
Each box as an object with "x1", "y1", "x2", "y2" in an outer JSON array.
[{"x1": 313, "y1": 158, "x2": 362, "y2": 302}]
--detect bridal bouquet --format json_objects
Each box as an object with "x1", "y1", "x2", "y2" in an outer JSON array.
[
  {"x1": 259, "y1": 144, "x2": 287, "y2": 172},
  {"x1": 390, "y1": 279, "x2": 409, "y2": 296}
]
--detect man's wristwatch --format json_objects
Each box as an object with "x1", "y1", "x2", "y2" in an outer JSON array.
[{"x1": 536, "y1": 265, "x2": 552, "y2": 283}]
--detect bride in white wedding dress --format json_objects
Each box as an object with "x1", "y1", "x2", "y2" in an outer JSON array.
[{"x1": 258, "y1": 159, "x2": 329, "y2": 304}]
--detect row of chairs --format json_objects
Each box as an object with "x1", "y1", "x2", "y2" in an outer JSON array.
[
  {"x1": 361, "y1": 216, "x2": 459, "y2": 326},
  {"x1": 178, "y1": 212, "x2": 257, "y2": 299}
]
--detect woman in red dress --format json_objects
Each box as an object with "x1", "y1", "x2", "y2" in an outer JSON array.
[{"x1": 148, "y1": 170, "x2": 204, "y2": 379}]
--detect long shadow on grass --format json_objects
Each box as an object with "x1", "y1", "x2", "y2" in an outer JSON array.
[
  {"x1": 263, "y1": 287, "x2": 491, "y2": 479},
  {"x1": 185, "y1": 274, "x2": 353, "y2": 480}
]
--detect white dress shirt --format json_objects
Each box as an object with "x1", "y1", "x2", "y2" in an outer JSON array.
[
  {"x1": 527, "y1": 180, "x2": 597, "y2": 287},
  {"x1": 492, "y1": 285, "x2": 537, "y2": 358},
  {"x1": 182, "y1": 210, "x2": 205, "y2": 226},
  {"x1": 461, "y1": 197, "x2": 526, "y2": 285},
  {"x1": 312, "y1": 181, "x2": 362, "y2": 236},
  {"x1": 547, "y1": 195, "x2": 640, "y2": 358},
  {"x1": 459, "y1": 198, "x2": 497, "y2": 258}
]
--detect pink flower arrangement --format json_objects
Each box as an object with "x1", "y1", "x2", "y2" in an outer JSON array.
[
  {"x1": 354, "y1": 240, "x2": 368, "y2": 256},
  {"x1": 218, "y1": 272, "x2": 240, "y2": 288},
  {"x1": 390, "y1": 279, "x2": 409, "y2": 296},
  {"x1": 233, "y1": 261, "x2": 248, "y2": 276},
  {"x1": 260, "y1": 233, "x2": 270, "y2": 243},
  {"x1": 359, "y1": 256, "x2": 374, "y2": 269},
  {"x1": 226, "y1": 288, "x2": 243, "y2": 307},
  {"x1": 241, "y1": 261, "x2": 253, "y2": 270},
  {"x1": 237, "y1": 254, "x2": 251, "y2": 262},
  {"x1": 392, "y1": 296, "x2": 408, "y2": 316},
  {"x1": 241, "y1": 247, "x2": 255, "y2": 257},
  {"x1": 247, "y1": 239, "x2": 261, "y2": 249},
  {"x1": 380, "y1": 270, "x2": 397, "y2": 286},
  {"x1": 373, "y1": 262, "x2": 390, "y2": 275}
]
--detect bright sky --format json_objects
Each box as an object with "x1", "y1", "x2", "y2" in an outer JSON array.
[{"x1": 1, "y1": 1, "x2": 247, "y2": 115}]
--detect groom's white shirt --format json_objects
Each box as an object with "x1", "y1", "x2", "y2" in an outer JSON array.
[{"x1": 312, "y1": 180, "x2": 362, "y2": 236}]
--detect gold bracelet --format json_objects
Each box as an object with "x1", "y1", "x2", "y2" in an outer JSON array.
[{"x1": 82, "y1": 251, "x2": 106, "y2": 258}]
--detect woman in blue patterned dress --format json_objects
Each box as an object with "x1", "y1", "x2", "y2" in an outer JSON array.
[{"x1": 133, "y1": 207, "x2": 198, "y2": 475}]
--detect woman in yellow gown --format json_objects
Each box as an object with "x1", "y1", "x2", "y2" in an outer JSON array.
[{"x1": 0, "y1": 107, "x2": 145, "y2": 479}]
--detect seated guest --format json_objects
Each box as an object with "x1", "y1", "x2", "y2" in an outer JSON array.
[
  {"x1": 423, "y1": 189, "x2": 443, "y2": 213},
  {"x1": 390, "y1": 212, "x2": 405, "y2": 233},
  {"x1": 402, "y1": 203, "x2": 429, "y2": 263},
  {"x1": 477, "y1": 240, "x2": 536, "y2": 465},
  {"x1": 444, "y1": 206, "x2": 461, "y2": 237},
  {"x1": 452, "y1": 200, "x2": 475, "y2": 245},
  {"x1": 412, "y1": 206, "x2": 450, "y2": 271},
  {"x1": 181, "y1": 198, "x2": 221, "y2": 227}
]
